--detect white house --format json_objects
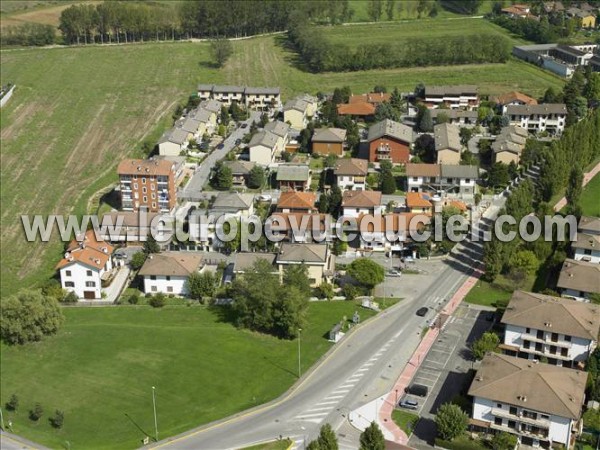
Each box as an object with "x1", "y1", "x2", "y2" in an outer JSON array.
[
  {"x1": 341, "y1": 190, "x2": 383, "y2": 218},
  {"x1": 423, "y1": 85, "x2": 479, "y2": 110},
  {"x1": 297, "y1": 93, "x2": 319, "y2": 117},
  {"x1": 573, "y1": 216, "x2": 600, "y2": 263},
  {"x1": 283, "y1": 98, "x2": 309, "y2": 130},
  {"x1": 158, "y1": 128, "x2": 191, "y2": 156},
  {"x1": 56, "y1": 230, "x2": 114, "y2": 300},
  {"x1": 439, "y1": 164, "x2": 479, "y2": 196},
  {"x1": 405, "y1": 163, "x2": 441, "y2": 193},
  {"x1": 139, "y1": 252, "x2": 204, "y2": 295},
  {"x1": 334, "y1": 158, "x2": 368, "y2": 191},
  {"x1": 557, "y1": 258, "x2": 600, "y2": 301},
  {"x1": 276, "y1": 243, "x2": 335, "y2": 287},
  {"x1": 244, "y1": 87, "x2": 281, "y2": 110},
  {"x1": 500, "y1": 290, "x2": 600, "y2": 367},
  {"x1": 507, "y1": 103, "x2": 567, "y2": 135},
  {"x1": 355, "y1": 213, "x2": 423, "y2": 253},
  {"x1": 468, "y1": 352, "x2": 587, "y2": 449},
  {"x1": 249, "y1": 130, "x2": 279, "y2": 166},
  {"x1": 263, "y1": 120, "x2": 291, "y2": 156},
  {"x1": 210, "y1": 192, "x2": 255, "y2": 218}
]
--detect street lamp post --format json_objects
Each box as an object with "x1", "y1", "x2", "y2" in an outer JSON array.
[
  {"x1": 298, "y1": 328, "x2": 302, "y2": 378},
  {"x1": 395, "y1": 389, "x2": 398, "y2": 405},
  {"x1": 152, "y1": 386, "x2": 158, "y2": 442}
]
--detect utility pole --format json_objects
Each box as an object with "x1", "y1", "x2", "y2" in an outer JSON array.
[
  {"x1": 298, "y1": 328, "x2": 302, "y2": 378},
  {"x1": 152, "y1": 386, "x2": 158, "y2": 442}
]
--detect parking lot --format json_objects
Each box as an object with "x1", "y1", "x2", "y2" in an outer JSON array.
[{"x1": 403, "y1": 304, "x2": 495, "y2": 449}]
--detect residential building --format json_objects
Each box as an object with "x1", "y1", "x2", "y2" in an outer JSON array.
[
  {"x1": 406, "y1": 163, "x2": 441, "y2": 193},
  {"x1": 222, "y1": 160, "x2": 256, "y2": 188},
  {"x1": 434, "y1": 123, "x2": 462, "y2": 165},
  {"x1": 264, "y1": 120, "x2": 291, "y2": 155},
  {"x1": 565, "y1": 7, "x2": 596, "y2": 27},
  {"x1": 276, "y1": 191, "x2": 317, "y2": 214},
  {"x1": 507, "y1": 104, "x2": 567, "y2": 134},
  {"x1": 296, "y1": 93, "x2": 319, "y2": 117},
  {"x1": 158, "y1": 128, "x2": 191, "y2": 156},
  {"x1": 233, "y1": 252, "x2": 278, "y2": 276},
  {"x1": 352, "y1": 212, "x2": 426, "y2": 253},
  {"x1": 190, "y1": 107, "x2": 216, "y2": 134},
  {"x1": 243, "y1": 87, "x2": 282, "y2": 110},
  {"x1": 117, "y1": 159, "x2": 177, "y2": 213},
  {"x1": 249, "y1": 130, "x2": 279, "y2": 166},
  {"x1": 423, "y1": 85, "x2": 479, "y2": 110},
  {"x1": 513, "y1": 44, "x2": 598, "y2": 78},
  {"x1": 493, "y1": 125, "x2": 528, "y2": 165},
  {"x1": 197, "y1": 85, "x2": 281, "y2": 109},
  {"x1": 283, "y1": 98, "x2": 309, "y2": 130},
  {"x1": 100, "y1": 211, "x2": 163, "y2": 242},
  {"x1": 276, "y1": 243, "x2": 335, "y2": 287},
  {"x1": 209, "y1": 192, "x2": 255, "y2": 218},
  {"x1": 56, "y1": 230, "x2": 114, "y2": 300},
  {"x1": 334, "y1": 158, "x2": 368, "y2": 191},
  {"x1": 430, "y1": 109, "x2": 478, "y2": 126},
  {"x1": 500, "y1": 290, "x2": 600, "y2": 367},
  {"x1": 557, "y1": 258, "x2": 600, "y2": 301},
  {"x1": 349, "y1": 92, "x2": 391, "y2": 105},
  {"x1": 405, "y1": 163, "x2": 478, "y2": 195},
  {"x1": 573, "y1": 216, "x2": 600, "y2": 263},
  {"x1": 139, "y1": 252, "x2": 204, "y2": 295},
  {"x1": 336, "y1": 102, "x2": 376, "y2": 118},
  {"x1": 501, "y1": 3, "x2": 534, "y2": 18},
  {"x1": 494, "y1": 91, "x2": 538, "y2": 114},
  {"x1": 311, "y1": 128, "x2": 347, "y2": 156},
  {"x1": 269, "y1": 213, "x2": 333, "y2": 243},
  {"x1": 367, "y1": 119, "x2": 414, "y2": 164},
  {"x1": 199, "y1": 99, "x2": 222, "y2": 117},
  {"x1": 468, "y1": 352, "x2": 587, "y2": 449},
  {"x1": 341, "y1": 190, "x2": 383, "y2": 218},
  {"x1": 543, "y1": 1, "x2": 565, "y2": 13},
  {"x1": 405, "y1": 192, "x2": 433, "y2": 215},
  {"x1": 276, "y1": 164, "x2": 311, "y2": 192}
]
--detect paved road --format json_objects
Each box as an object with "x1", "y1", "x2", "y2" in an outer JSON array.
[
  {"x1": 151, "y1": 213, "x2": 503, "y2": 450},
  {"x1": 184, "y1": 112, "x2": 261, "y2": 197},
  {"x1": 0, "y1": 431, "x2": 47, "y2": 450}
]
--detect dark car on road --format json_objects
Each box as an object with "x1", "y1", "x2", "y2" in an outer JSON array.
[
  {"x1": 405, "y1": 384, "x2": 428, "y2": 397},
  {"x1": 235, "y1": 138, "x2": 242, "y2": 146},
  {"x1": 398, "y1": 399, "x2": 419, "y2": 410},
  {"x1": 241, "y1": 123, "x2": 248, "y2": 129},
  {"x1": 416, "y1": 307, "x2": 429, "y2": 317},
  {"x1": 216, "y1": 143, "x2": 225, "y2": 149}
]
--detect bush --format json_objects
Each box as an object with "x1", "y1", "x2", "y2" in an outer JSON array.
[
  {"x1": 62, "y1": 291, "x2": 79, "y2": 303},
  {"x1": 6, "y1": 394, "x2": 19, "y2": 411},
  {"x1": 50, "y1": 410, "x2": 64, "y2": 429},
  {"x1": 127, "y1": 294, "x2": 140, "y2": 305},
  {"x1": 435, "y1": 403, "x2": 468, "y2": 441},
  {"x1": 29, "y1": 403, "x2": 43, "y2": 421},
  {"x1": 148, "y1": 293, "x2": 166, "y2": 308},
  {"x1": 435, "y1": 436, "x2": 486, "y2": 450}
]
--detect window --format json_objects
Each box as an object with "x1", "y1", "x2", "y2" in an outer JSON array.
[
  {"x1": 584, "y1": 249, "x2": 592, "y2": 255},
  {"x1": 496, "y1": 403, "x2": 502, "y2": 408},
  {"x1": 509, "y1": 406, "x2": 517, "y2": 415},
  {"x1": 166, "y1": 276, "x2": 171, "y2": 281},
  {"x1": 65, "y1": 281, "x2": 75, "y2": 287},
  {"x1": 412, "y1": 177, "x2": 418, "y2": 181},
  {"x1": 523, "y1": 340, "x2": 530, "y2": 349},
  {"x1": 564, "y1": 335, "x2": 571, "y2": 342},
  {"x1": 525, "y1": 327, "x2": 530, "y2": 334},
  {"x1": 150, "y1": 275, "x2": 156, "y2": 280},
  {"x1": 151, "y1": 193, "x2": 156, "y2": 199},
  {"x1": 541, "y1": 414, "x2": 549, "y2": 420},
  {"x1": 85, "y1": 281, "x2": 95, "y2": 287},
  {"x1": 494, "y1": 417, "x2": 502, "y2": 426},
  {"x1": 151, "y1": 286, "x2": 157, "y2": 292},
  {"x1": 152, "y1": 202, "x2": 157, "y2": 209},
  {"x1": 465, "y1": 178, "x2": 471, "y2": 183},
  {"x1": 133, "y1": 175, "x2": 138, "y2": 180},
  {"x1": 142, "y1": 187, "x2": 147, "y2": 194},
  {"x1": 551, "y1": 332, "x2": 558, "y2": 342},
  {"x1": 65, "y1": 270, "x2": 72, "y2": 277},
  {"x1": 143, "y1": 196, "x2": 148, "y2": 202},
  {"x1": 86, "y1": 270, "x2": 93, "y2": 277},
  {"x1": 561, "y1": 348, "x2": 568, "y2": 357},
  {"x1": 151, "y1": 184, "x2": 155, "y2": 191},
  {"x1": 167, "y1": 286, "x2": 173, "y2": 293},
  {"x1": 142, "y1": 177, "x2": 146, "y2": 184},
  {"x1": 536, "y1": 330, "x2": 544, "y2": 339},
  {"x1": 134, "y1": 183, "x2": 138, "y2": 189}
]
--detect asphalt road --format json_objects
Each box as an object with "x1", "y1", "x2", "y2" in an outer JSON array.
[
  {"x1": 151, "y1": 238, "x2": 490, "y2": 449},
  {"x1": 184, "y1": 112, "x2": 261, "y2": 197}
]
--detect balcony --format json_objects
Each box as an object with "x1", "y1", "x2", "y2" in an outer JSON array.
[
  {"x1": 522, "y1": 333, "x2": 572, "y2": 348},
  {"x1": 519, "y1": 345, "x2": 570, "y2": 361},
  {"x1": 490, "y1": 423, "x2": 549, "y2": 440},
  {"x1": 491, "y1": 408, "x2": 550, "y2": 429}
]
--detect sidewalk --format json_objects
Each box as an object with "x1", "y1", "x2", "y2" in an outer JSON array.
[{"x1": 553, "y1": 161, "x2": 600, "y2": 211}]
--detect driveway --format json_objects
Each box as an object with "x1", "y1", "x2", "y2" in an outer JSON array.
[
  {"x1": 102, "y1": 266, "x2": 131, "y2": 303},
  {"x1": 184, "y1": 112, "x2": 261, "y2": 197}
]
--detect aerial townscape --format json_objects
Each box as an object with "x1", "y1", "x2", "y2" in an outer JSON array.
[{"x1": 2, "y1": 1, "x2": 600, "y2": 450}]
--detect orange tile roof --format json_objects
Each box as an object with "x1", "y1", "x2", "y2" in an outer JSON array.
[
  {"x1": 406, "y1": 192, "x2": 433, "y2": 208},
  {"x1": 277, "y1": 191, "x2": 317, "y2": 210},
  {"x1": 496, "y1": 91, "x2": 538, "y2": 106},
  {"x1": 337, "y1": 102, "x2": 376, "y2": 116},
  {"x1": 342, "y1": 190, "x2": 382, "y2": 208},
  {"x1": 117, "y1": 158, "x2": 173, "y2": 176},
  {"x1": 56, "y1": 230, "x2": 113, "y2": 270},
  {"x1": 448, "y1": 200, "x2": 468, "y2": 212},
  {"x1": 349, "y1": 93, "x2": 391, "y2": 105}
]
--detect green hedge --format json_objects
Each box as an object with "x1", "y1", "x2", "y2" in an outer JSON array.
[{"x1": 435, "y1": 436, "x2": 487, "y2": 450}]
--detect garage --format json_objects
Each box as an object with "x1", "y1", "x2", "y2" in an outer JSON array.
[{"x1": 83, "y1": 291, "x2": 96, "y2": 300}]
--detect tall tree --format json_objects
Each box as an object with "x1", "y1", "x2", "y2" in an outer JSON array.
[
  {"x1": 347, "y1": 258, "x2": 385, "y2": 293},
  {"x1": 435, "y1": 403, "x2": 468, "y2": 441},
  {"x1": 565, "y1": 165, "x2": 583, "y2": 216},
  {"x1": 367, "y1": 0, "x2": 384, "y2": 21},
  {"x1": 359, "y1": 422, "x2": 385, "y2": 450},
  {"x1": 248, "y1": 166, "x2": 265, "y2": 189},
  {"x1": 385, "y1": 0, "x2": 396, "y2": 20},
  {"x1": 187, "y1": 271, "x2": 218, "y2": 300},
  {"x1": 210, "y1": 38, "x2": 233, "y2": 67},
  {"x1": 144, "y1": 234, "x2": 161, "y2": 254}
]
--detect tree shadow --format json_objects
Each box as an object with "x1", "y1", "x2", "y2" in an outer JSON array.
[
  {"x1": 198, "y1": 60, "x2": 221, "y2": 70},
  {"x1": 98, "y1": 189, "x2": 120, "y2": 211},
  {"x1": 208, "y1": 304, "x2": 237, "y2": 324},
  {"x1": 273, "y1": 34, "x2": 313, "y2": 73},
  {"x1": 262, "y1": 355, "x2": 298, "y2": 378},
  {"x1": 124, "y1": 413, "x2": 153, "y2": 442}
]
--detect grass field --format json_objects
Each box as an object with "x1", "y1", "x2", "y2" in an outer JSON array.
[
  {"x1": 0, "y1": 34, "x2": 564, "y2": 298},
  {"x1": 581, "y1": 173, "x2": 600, "y2": 216},
  {"x1": 323, "y1": 17, "x2": 528, "y2": 46},
  {"x1": 0, "y1": 1, "x2": 98, "y2": 29},
  {"x1": 464, "y1": 274, "x2": 526, "y2": 308},
  {"x1": 241, "y1": 439, "x2": 293, "y2": 450},
  {"x1": 392, "y1": 410, "x2": 419, "y2": 435},
  {"x1": 0, "y1": 301, "x2": 375, "y2": 449}
]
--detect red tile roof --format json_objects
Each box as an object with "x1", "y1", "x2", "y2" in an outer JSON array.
[
  {"x1": 56, "y1": 230, "x2": 113, "y2": 270},
  {"x1": 337, "y1": 102, "x2": 376, "y2": 117},
  {"x1": 277, "y1": 191, "x2": 317, "y2": 210}
]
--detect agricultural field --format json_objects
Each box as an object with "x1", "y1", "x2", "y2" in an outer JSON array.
[
  {"x1": 0, "y1": 1, "x2": 98, "y2": 29},
  {"x1": 0, "y1": 302, "x2": 375, "y2": 449},
  {"x1": 581, "y1": 173, "x2": 600, "y2": 216},
  {"x1": 322, "y1": 17, "x2": 528, "y2": 47},
  {"x1": 0, "y1": 34, "x2": 564, "y2": 298}
]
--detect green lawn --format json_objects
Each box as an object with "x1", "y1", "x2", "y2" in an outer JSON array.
[
  {"x1": 0, "y1": 36, "x2": 564, "y2": 299},
  {"x1": 581, "y1": 173, "x2": 600, "y2": 217},
  {"x1": 392, "y1": 410, "x2": 419, "y2": 435},
  {"x1": 0, "y1": 302, "x2": 375, "y2": 449},
  {"x1": 322, "y1": 17, "x2": 528, "y2": 47},
  {"x1": 464, "y1": 275, "x2": 518, "y2": 308},
  {"x1": 240, "y1": 439, "x2": 292, "y2": 450}
]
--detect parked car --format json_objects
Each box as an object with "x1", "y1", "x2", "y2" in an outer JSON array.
[
  {"x1": 241, "y1": 123, "x2": 248, "y2": 129},
  {"x1": 216, "y1": 143, "x2": 225, "y2": 149},
  {"x1": 416, "y1": 307, "x2": 429, "y2": 317},
  {"x1": 258, "y1": 194, "x2": 272, "y2": 202},
  {"x1": 398, "y1": 399, "x2": 419, "y2": 410},
  {"x1": 235, "y1": 138, "x2": 242, "y2": 146},
  {"x1": 405, "y1": 384, "x2": 428, "y2": 397}
]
